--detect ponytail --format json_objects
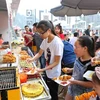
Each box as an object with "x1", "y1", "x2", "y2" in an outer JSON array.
[{"x1": 37, "y1": 20, "x2": 57, "y2": 36}]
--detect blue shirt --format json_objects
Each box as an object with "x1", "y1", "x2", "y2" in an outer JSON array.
[{"x1": 62, "y1": 40, "x2": 76, "y2": 65}]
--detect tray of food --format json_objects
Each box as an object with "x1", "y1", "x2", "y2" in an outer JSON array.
[
  {"x1": 19, "y1": 66, "x2": 38, "y2": 75},
  {"x1": 0, "y1": 53, "x2": 16, "y2": 63},
  {"x1": 21, "y1": 77, "x2": 51, "y2": 100},
  {"x1": 19, "y1": 60, "x2": 38, "y2": 75},
  {"x1": 52, "y1": 74, "x2": 73, "y2": 86},
  {"x1": 19, "y1": 50, "x2": 28, "y2": 55},
  {"x1": 19, "y1": 60, "x2": 33, "y2": 68}
]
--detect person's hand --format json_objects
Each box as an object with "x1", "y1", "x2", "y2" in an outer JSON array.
[
  {"x1": 22, "y1": 34, "x2": 26, "y2": 37},
  {"x1": 62, "y1": 67, "x2": 73, "y2": 74},
  {"x1": 68, "y1": 79, "x2": 77, "y2": 85},
  {"x1": 91, "y1": 57, "x2": 97, "y2": 66},
  {"x1": 36, "y1": 68, "x2": 44, "y2": 73},
  {"x1": 26, "y1": 58, "x2": 33, "y2": 63}
]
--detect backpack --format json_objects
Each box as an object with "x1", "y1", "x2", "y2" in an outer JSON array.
[{"x1": 62, "y1": 40, "x2": 76, "y2": 66}]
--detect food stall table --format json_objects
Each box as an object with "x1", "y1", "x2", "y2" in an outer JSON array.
[{"x1": 17, "y1": 46, "x2": 51, "y2": 100}]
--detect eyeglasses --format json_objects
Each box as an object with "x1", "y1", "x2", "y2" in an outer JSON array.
[{"x1": 39, "y1": 29, "x2": 48, "y2": 35}]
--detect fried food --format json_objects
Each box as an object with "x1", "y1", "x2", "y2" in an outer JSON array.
[
  {"x1": 63, "y1": 75, "x2": 68, "y2": 81},
  {"x1": 20, "y1": 55, "x2": 31, "y2": 60},
  {"x1": 20, "y1": 50, "x2": 28, "y2": 55},
  {"x1": 3, "y1": 54, "x2": 16, "y2": 63},
  {"x1": 62, "y1": 68, "x2": 67, "y2": 73},
  {"x1": 22, "y1": 83, "x2": 44, "y2": 97},
  {"x1": 59, "y1": 75, "x2": 72, "y2": 81},
  {"x1": 30, "y1": 68, "x2": 35, "y2": 73},
  {"x1": 59, "y1": 76, "x2": 63, "y2": 81},
  {"x1": 67, "y1": 75, "x2": 72, "y2": 79},
  {"x1": 52, "y1": 77, "x2": 57, "y2": 80}
]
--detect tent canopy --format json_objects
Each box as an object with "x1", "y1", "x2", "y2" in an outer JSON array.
[
  {"x1": 50, "y1": 5, "x2": 99, "y2": 17},
  {"x1": 0, "y1": 0, "x2": 7, "y2": 11},
  {"x1": 61, "y1": 0, "x2": 100, "y2": 10}
]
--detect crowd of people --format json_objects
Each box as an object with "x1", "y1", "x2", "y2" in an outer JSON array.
[{"x1": 21, "y1": 20, "x2": 100, "y2": 100}]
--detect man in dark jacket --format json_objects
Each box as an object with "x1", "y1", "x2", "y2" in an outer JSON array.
[
  {"x1": 85, "y1": 25, "x2": 91, "y2": 36},
  {"x1": 32, "y1": 23, "x2": 46, "y2": 69}
]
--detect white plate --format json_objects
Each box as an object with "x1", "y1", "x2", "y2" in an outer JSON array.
[
  {"x1": 54, "y1": 76, "x2": 74, "y2": 86},
  {"x1": 26, "y1": 70, "x2": 37, "y2": 75},
  {"x1": 83, "y1": 71, "x2": 95, "y2": 81},
  {"x1": 19, "y1": 67, "x2": 38, "y2": 75}
]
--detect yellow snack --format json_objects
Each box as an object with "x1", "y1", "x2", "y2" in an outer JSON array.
[{"x1": 22, "y1": 83, "x2": 44, "y2": 97}]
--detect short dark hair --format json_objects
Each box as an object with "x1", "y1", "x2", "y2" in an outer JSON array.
[
  {"x1": 0, "y1": 34, "x2": 2, "y2": 38},
  {"x1": 33, "y1": 22, "x2": 38, "y2": 27},
  {"x1": 94, "y1": 36, "x2": 99, "y2": 43},
  {"x1": 96, "y1": 42, "x2": 100, "y2": 50},
  {"x1": 74, "y1": 32, "x2": 79, "y2": 37},
  {"x1": 24, "y1": 25, "x2": 29, "y2": 28},
  {"x1": 29, "y1": 28, "x2": 32, "y2": 32}
]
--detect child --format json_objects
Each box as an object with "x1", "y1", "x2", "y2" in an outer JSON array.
[
  {"x1": 92, "y1": 67, "x2": 100, "y2": 100},
  {"x1": 65, "y1": 36, "x2": 96, "y2": 100},
  {"x1": 91, "y1": 41, "x2": 100, "y2": 65},
  {"x1": 55, "y1": 23, "x2": 64, "y2": 40},
  {"x1": 75, "y1": 67, "x2": 100, "y2": 100}
]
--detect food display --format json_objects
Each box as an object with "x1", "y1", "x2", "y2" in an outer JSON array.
[
  {"x1": 75, "y1": 91, "x2": 97, "y2": 100},
  {"x1": 22, "y1": 82, "x2": 44, "y2": 97},
  {"x1": 19, "y1": 50, "x2": 28, "y2": 55},
  {"x1": 62, "y1": 68, "x2": 68, "y2": 73},
  {"x1": 19, "y1": 50, "x2": 31, "y2": 60},
  {"x1": 2, "y1": 54, "x2": 16, "y2": 63},
  {"x1": 20, "y1": 67, "x2": 37, "y2": 75},
  {"x1": 19, "y1": 50, "x2": 38, "y2": 75},
  {"x1": 20, "y1": 55, "x2": 31, "y2": 60},
  {"x1": 19, "y1": 60, "x2": 33, "y2": 68},
  {"x1": 0, "y1": 45, "x2": 51, "y2": 100},
  {"x1": 52, "y1": 75, "x2": 73, "y2": 86}
]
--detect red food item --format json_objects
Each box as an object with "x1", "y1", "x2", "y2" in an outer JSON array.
[
  {"x1": 61, "y1": 81, "x2": 67, "y2": 85},
  {"x1": 19, "y1": 73, "x2": 27, "y2": 83},
  {"x1": 23, "y1": 68, "x2": 31, "y2": 73},
  {"x1": 7, "y1": 52, "x2": 12, "y2": 54}
]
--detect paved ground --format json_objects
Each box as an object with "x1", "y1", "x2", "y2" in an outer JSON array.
[{"x1": 58, "y1": 85, "x2": 67, "y2": 100}]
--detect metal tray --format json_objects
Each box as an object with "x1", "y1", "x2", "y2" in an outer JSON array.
[{"x1": 21, "y1": 76, "x2": 51, "y2": 100}]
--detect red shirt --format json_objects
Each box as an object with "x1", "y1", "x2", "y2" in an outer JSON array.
[
  {"x1": 0, "y1": 39, "x2": 4, "y2": 45},
  {"x1": 59, "y1": 33, "x2": 64, "y2": 40},
  {"x1": 23, "y1": 32, "x2": 33, "y2": 47}
]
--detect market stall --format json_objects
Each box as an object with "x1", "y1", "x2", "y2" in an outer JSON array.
[{"x1": 0, "y1": 46, "x2": 51, "y2": 100}]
